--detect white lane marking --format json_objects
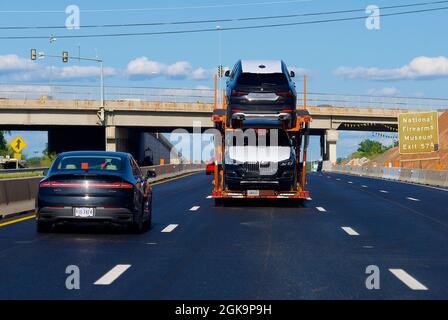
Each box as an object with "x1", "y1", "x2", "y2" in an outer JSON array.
[
  {"x1": 189, "y1": 206, "x2": 201, "y2": 211},
  {"x1": 341, "y1": 227, "x2": 360, "y2": 236},
  {"x1": 306, "y1": 197, "x2": 313, "y2": 201},
  {"x1": 406, "y1": 197, "x2": 420, "y2": 202},
  {"x1": 206, "y1": 196, "x2": 212, "y2": 199},
  {"x1": 379, "y1": 190, "x2": 389, "y2": 193},
  {"x1": 94, "y1": 264, "x2": 131, "y2": 285},
  {"x1": 161, "y1": 224, "x2": 178, "y2": 233},
  {"x1": 389, "y1": 269, "x2": 428, "y2": 291},
  {"x1": 336, "y1": 178, "x2": 341, "y2": 181},
  {"x1": 361, "y1": 185, "x2": 368, "y2": 188},
  {"x1": 316, "y1": 207, "x2": 327, "y2": 212},
  {"x1": 348, "y1": 181, "x2": 353, "y2": 184}
]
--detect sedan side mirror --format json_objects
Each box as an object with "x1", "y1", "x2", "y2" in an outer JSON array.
[
  {"x1": 290, "y1": 71, "x2": 295, "y2": 78},
  {"x1": 146, "y1": 170, "x2": 157, "y2": 178},
  {"x1": 42, "y1": 168, "x2": 49, "y2": 176},
  {"x1": 224, "y1": 70, "x2": 231, "y2": 77}
]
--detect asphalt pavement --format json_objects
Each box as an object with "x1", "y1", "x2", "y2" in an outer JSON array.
[{"x1": 0, "y1": 171, "x2": 447, "y2": 299}]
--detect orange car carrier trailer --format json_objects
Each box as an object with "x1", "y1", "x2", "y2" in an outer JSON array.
[{"x1": 211, "y1": 77, "x2": 312, "y2": 206}]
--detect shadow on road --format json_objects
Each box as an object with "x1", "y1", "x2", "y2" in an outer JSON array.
[{"x1": 215, "y1": 198, "x2": 307, "y2": 208}]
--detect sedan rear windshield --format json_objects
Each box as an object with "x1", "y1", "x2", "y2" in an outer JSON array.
[
  {"x1": 52, "y1": 156, "x2": 124, "y2": 172},
  {"x1": 237, "y1": 73, "x2": 288, "y2": 87}
]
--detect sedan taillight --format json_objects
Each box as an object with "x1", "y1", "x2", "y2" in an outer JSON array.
[{"x1": 40, "y1": 181, "x2": 133, "y2": 189}]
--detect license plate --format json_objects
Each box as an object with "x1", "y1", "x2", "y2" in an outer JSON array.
[
  {"x1": 247, "y1": 190, "x2": 260, "y2": 197},
  {"x1": 73, "y1": 207, "x2": 95, "y2": 217},
  {"x1": 248, "y1": 93, "x2": 276, "y2": 100}
]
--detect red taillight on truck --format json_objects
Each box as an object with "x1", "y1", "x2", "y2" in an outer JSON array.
[
  {"x1": 230, "y1": 90, "x2": 248, "y2": 97},
  {"x1": 276, "y1": 91, "x2": 293, "y2": 97}
]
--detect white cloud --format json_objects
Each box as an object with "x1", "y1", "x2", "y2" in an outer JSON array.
[
  {"x1": 126, "y1": 56, "x2": 212, "y2": 81},
  {"x1": 367, "y1": 87, "x2": 399, "y2": 96},
  {"x1": 12, "y1": 66, "x2": 116, "y2": 82},
  {"x1": 166, "y1": 61, "x2": 191, "y2": 78},
  {"x1": 126, "y1": 57, "x2": 165, "y2": 79},
  {"x1": 191, "y1": 67, "x2": 213, "y2": 80},
  {"x1": 334, "y1": 56, "x2": 448, "y2": 80},
  {"x1": 0, "y1": 54, "x2": 37, "y2": 75},
  {"x1": 0, "y1": 54, "x2": 117, "y2": 82}
]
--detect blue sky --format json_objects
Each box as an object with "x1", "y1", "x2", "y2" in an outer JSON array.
[{"x1": 1, "y1": 0, "x2": 447, "y2": 158}]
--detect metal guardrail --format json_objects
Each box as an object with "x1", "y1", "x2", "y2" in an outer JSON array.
[
  {"x1": 0, "y1": 167, "x2": 47, "y2": 174},
  {"x1": 1, "y1": 83, "x2": 448, "y2": 109},
  {"x1": 330, "y1": 165, "x2": 448, "y2": 188},
  {"x1": 0, "y1": 164, "x2": 204, "y2": 219}
]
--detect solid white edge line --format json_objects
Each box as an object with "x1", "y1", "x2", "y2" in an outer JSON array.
[
  {"x1": 161, "y1": 224, "x2": 178, "y2": 233},
  {"x1": 389, "y1": 269, "x2": 428, "y2": 290},
  {"x1": 94, "y1": 264, "x2": 131, "y2": 285},
  {"x1": 316, "y1": 207, "x2": 326, "y2": 212},
  {"x1": 189, "y1": 206, "x2": 200, "y2": 211},
  {"x1": 341, "y1": 227, "x2": 360, "y2": 236}
]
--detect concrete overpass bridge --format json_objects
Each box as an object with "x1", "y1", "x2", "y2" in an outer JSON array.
[{"x1": 1, "y1": 84, "x2": 447, "y2": 164}]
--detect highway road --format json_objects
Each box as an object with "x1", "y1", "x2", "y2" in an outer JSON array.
[{"x1": 0, "y1": 172, "x2": 447, "y2": 300}]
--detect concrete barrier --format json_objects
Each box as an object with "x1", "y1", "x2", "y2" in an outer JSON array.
[
  {"x1": 0, "y1": 164, "x2": 204, "y2": 219},
  {"x1": 328, "y1": 165, "x2": 448, "y2": 189}
]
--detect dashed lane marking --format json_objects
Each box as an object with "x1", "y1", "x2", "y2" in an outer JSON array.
[
  {"x1": 341, "y1": 227, "x2": 360, "y2": 236},
  {"x1": 389, "y1": 269, "x2": 428, "y2": 291},
  {"x1": 348, "y1": 181, "x2": 353, "y2": 184},
  {"x1": 94, "y1": 264, "x2": 131, "y2": 285},
  {"x1": 406, "y1": 197, "x2": 420, "y2": 202},
  {"x1": 189, "y1": 206, "x2": 200, "y2": 211},
  {"x1": 206, "y1": 196, "x2": 212, "y2": 199},
  {"x1": 161, "y1": 224, "x2": 178, "y2": 233},
  {"x1": 379, "y1": 190, "x2": 389, "y2": 193},
  {"x1": 361, "y1": 185, "x2": 368, "y2": 188},
  {"x1": 316, "y1": 207, "x2": 327, "y2": 212}
]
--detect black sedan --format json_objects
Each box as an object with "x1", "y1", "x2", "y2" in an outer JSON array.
[{"x1": 36, "y1": 151, "x2": 156, "y2": 233}]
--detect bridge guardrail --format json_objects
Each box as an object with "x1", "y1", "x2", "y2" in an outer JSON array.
[
  {"x1": 0, "y1": 164, "x2": 204, "y2": 219},
  {"x1": 329, "y1": 165, "x2": 448, "y2": 189}
]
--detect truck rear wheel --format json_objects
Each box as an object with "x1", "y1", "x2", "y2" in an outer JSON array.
[{"x1": 214, "y1": 198, "x2": 226, "y2": 207}]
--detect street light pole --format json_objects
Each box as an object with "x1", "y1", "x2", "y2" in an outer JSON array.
[{"x1": 100, "y1": 60, "x2": 104, "y2": 108}]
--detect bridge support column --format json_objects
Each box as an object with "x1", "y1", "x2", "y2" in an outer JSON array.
[
  {"x1": 106, "y1": 126, "x2": 133, "y2": 152},
  {"x1": 323, "y1": 130, "x2": 338, "y2": 170}
]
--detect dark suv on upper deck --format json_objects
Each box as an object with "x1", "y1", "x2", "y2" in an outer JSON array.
[{"x1": 225, "y1": 60, "x2": 297, "y2": 128}]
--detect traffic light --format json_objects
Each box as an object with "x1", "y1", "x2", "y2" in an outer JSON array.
[
  {"x1": 218, "y1": 65, "x2": 223, "y2": 78},
  {"x1": 62, "y1": 51, "x2": 69, "y2": 63},
  {"x1": 31, "y1": 49, "x2": 37, "y2": 60}
]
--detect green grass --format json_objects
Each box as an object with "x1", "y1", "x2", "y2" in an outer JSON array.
[{"x1": 0, "y1": 171, "x2": 44, "y2": 180}]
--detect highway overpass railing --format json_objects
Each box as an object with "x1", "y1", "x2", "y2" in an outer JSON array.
[
  {"x1": 329, "y1": 165, "x2": 448, "y2": 189},
  {"x1": 1, "y1": 83, "x2": 448, "y2": 110},
  {"x1": 0, "y1": 163, "x2": 204, "y2": 219}
]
